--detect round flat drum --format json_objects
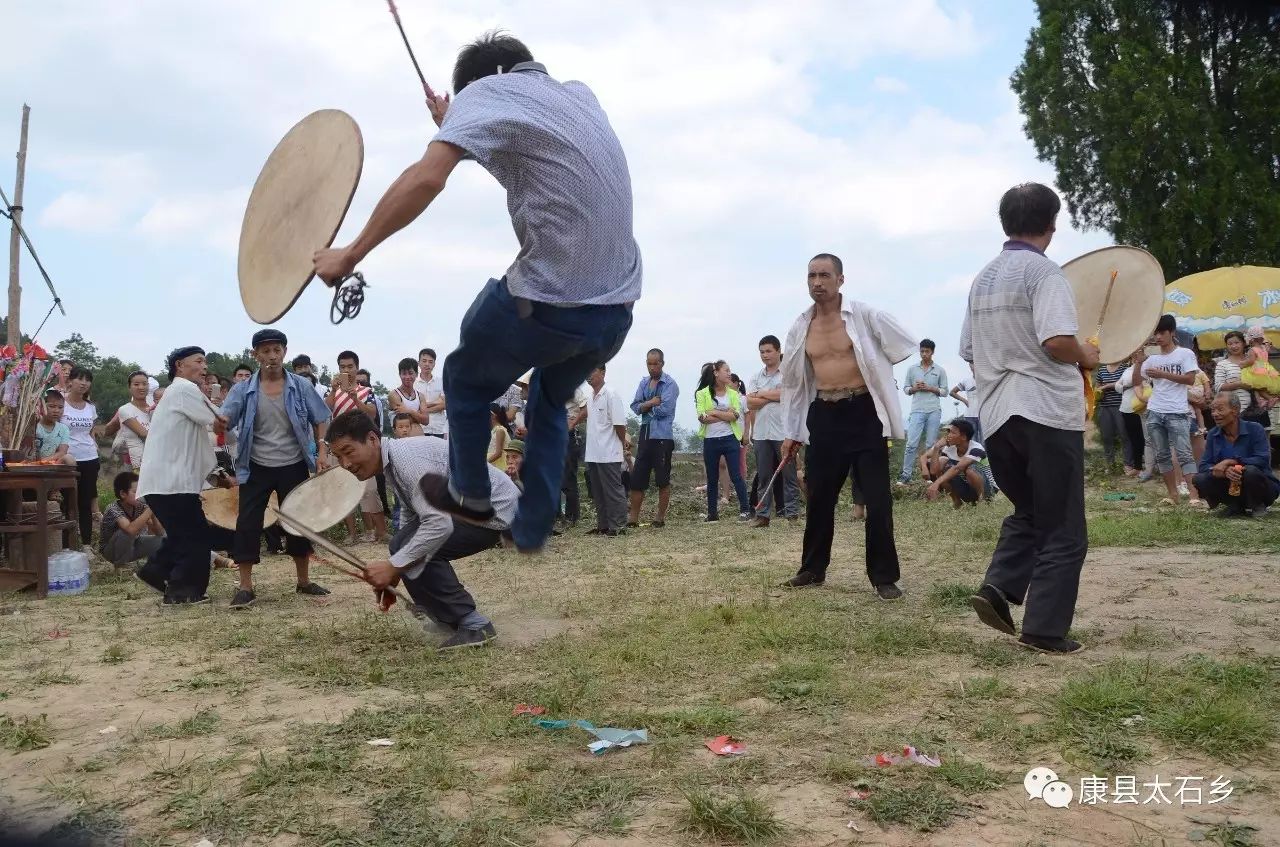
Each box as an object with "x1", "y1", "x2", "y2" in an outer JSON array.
[
  {"x1": 202, "y1": 489, "x2": 278, "y2": 531},
  {"x1": 238, "y1": 110, "x2": 363, "y2": 324},
  {"x1": 1062, "y1": 246, "x2": 1166, "y2": 365},
  {"x1": 278, "y1": 467, "x2": 366, "y2": 536}
]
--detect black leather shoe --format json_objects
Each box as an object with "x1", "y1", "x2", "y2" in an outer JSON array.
[
  {"x1": 781, "y1": 571, "x2": 825, "y2": 589},
  {"x1": 419, "y1": 474, "x2": 495, "y2": 524},
  {"x1": 970, "y1": 584, "x2": 1016, "y2": 635},
  {"x1": 875, "y1": 583, "x2": 904, "y2": 601}
]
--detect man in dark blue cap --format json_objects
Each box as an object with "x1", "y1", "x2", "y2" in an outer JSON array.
[
  {"x1": 137, "y1": 345, "x2": 230, "y2": 605},
  {"x1": 217, "y1": 329, "x2": 333, "y2": 608}
]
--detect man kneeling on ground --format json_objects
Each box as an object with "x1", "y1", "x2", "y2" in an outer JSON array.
[
  {"x1": 1193, "y1": 391, "x2": 1278, "y2": 519},
  {"x1": 325, "y1": 410, "x2": 505, "y2": 650},
  {"x1": 923, "y1": 419, "x2": 989, "y2": 508}
]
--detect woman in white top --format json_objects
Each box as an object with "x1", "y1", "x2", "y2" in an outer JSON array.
[
  {"x1": 1215, "y1": 330, "x2": 1260, "y2": 424},
  {"x1": 62, "y1": 366, "x2": 102, "y2": 548},
  {"x1": 115, "y1": 371, "x2": 152, "y2": 468},
  {"x1": 387, "y1": 357, "x2": 428, "y2": 436}
]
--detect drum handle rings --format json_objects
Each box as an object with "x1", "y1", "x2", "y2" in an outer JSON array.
[{"x1": 331, "y1": 272, "x2": 369, "y2": 324}]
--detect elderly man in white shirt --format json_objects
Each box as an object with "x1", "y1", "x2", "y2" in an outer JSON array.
[
  {"x1": 136, "y1": 346, "x2": 232, "y2": 605},
  {"x1": 583, "y1": 363, "x2": 630, "y2": 536},
  {"x1": 780, "y1": 253, "x2": 916, "y2": 598}
]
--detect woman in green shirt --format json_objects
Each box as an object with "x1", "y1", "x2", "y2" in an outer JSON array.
[{"x1": 695, "y1": 360, "x2": 750, "y2": 521}]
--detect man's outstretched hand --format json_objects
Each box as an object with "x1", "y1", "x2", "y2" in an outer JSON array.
[
  {"x1": 427, "y1": 92, "x2": 451, "y2": 128},
  {"x1": 313, "y1": 247, "x2": 358, "y2": 286}
]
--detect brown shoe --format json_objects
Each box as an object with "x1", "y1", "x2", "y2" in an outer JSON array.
[
  {"x1": 781, "y1": 571, "x2": 825, "y2": 589},
  {"x1": 749, "y1": 516, "x2": 770, "y2": 528}
]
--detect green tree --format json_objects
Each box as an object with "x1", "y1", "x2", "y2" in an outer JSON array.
[
  {"x1": 203, "y1": 348, "x2": 257, "y2": 379},
  {"x1": 1013, "y1": 0, "x2": 1280, "y2": 280},
  {"x1": 52, "y1": 333, "x2": 102, "y2": 369},
  {"x1": 53, "y1": 334, "x2": 142, "y2": 421}
]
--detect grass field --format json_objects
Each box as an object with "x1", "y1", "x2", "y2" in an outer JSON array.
[{"x1": 3, "y1": 453, "x2": 1278, "y2": 846}]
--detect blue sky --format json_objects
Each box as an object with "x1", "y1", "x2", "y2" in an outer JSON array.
[{"x1": 2, "y1": 0, "x2": 1111, "y2": 430}]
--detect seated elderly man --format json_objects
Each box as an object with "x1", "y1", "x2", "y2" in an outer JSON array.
[{"x1": 1193, "y1": 391, "x2": 1279, "y2": 518}]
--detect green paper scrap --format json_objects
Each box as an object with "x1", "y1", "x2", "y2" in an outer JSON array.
[
  {"x1": 532, "y1": 718, "x2": 571, "y2": 730},
  {"x1": 1103, "y1": 493, "x2": 1136, "y2": 501}
]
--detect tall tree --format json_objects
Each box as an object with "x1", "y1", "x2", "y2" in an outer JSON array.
[
  {"x1": 1013, "y1": 0, "x2": 1280, "y2": 280},
  {"x1": 53, "y1": 334, "x2": 142, "y2": 420}
]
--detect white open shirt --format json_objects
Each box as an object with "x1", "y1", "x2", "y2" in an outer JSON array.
[{"x1": 781, "y1": 296, "x2": 917, "y2": 443}]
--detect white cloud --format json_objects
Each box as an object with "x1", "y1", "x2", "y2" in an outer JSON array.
[
  {"x1": 5, "y1": 0, "x2": 1118, "y2": 423},
  {"x1": 873, "y1": 75, "x2": 912, "y2": 93},
  {"x1": 134, "y1": 188, "x2": 249, "y2": 253},
  {"x1": 39, "y1": 191, "x2": 125, "y2": 233}
]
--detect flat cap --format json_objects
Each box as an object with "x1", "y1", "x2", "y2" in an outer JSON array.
[{"x1": 252, "y1": 328, "x2": 288, "y2": 349}]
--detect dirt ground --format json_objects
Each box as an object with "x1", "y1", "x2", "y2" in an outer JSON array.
[{"x1": 2, "y1": 507, "x2": 1278, "y2": 847}]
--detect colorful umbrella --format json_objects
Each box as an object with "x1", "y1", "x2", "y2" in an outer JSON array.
[{"x1": 1163, "y1": 265, "x2": 1280, "y2": 349}]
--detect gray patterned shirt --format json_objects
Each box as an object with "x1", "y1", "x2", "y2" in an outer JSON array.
[
  {"x1": 959, "y1": 244, "x2": 1083, "y2": 437},
  {"x1": 382, "y1": 436, "x2": 519, "y2": 575},
  {"x1": 433, "y1": 62, "x2": 642, "y2": 306}
]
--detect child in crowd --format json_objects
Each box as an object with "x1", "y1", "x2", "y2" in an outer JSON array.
[
  {"x1": 488, "y1": 404, "x2": 511, "y2": 471},
  {"x1": 99, "y1": 471, "x2": 165, "y2": 567},
  {"x1": 1241, "y1": 325, "x2": 1279, "y2": 406},
  {"x1": 922, "y1": 419, "x2": 995, "y2": 508},
  {"x1": 35, "y1": 390, "x2": 76, "y2": 465},
  {"x1": 389, "y1": 412, "x2": 419, "y2": 531}
]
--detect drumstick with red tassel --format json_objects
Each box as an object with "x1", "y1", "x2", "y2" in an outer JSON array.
[
  {"x1": 309, "y1": 552, "x2": 410, "y2": 613},
  {"x1": 385, "y1": 0, "x2": 443, "y2": 103}
]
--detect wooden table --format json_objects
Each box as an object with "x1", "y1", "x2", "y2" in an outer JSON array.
[{"x1": 0, "y1": 465, "x2": 80, "y2": 598}]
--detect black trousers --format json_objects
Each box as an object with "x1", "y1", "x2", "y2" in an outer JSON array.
[
  {"x1": 1193, "y1": 467, "x2": 1277, "y2": 512},
  {"x1": 75, "y1": 458, "x2": 101, "y2": 545},
  {"x1": 391, "y1": 517, "x2": 492, "y2": 628},
  {"x1": 145, "y1": 493, "x2": 212, "y2": 598},
  {"x1": 983, "y1": 416, "x2": 1087, "y2": 639},
  {"x1": 799, "y1": 394, "x2": 900, "y2": 585},
  {"x1": 1121, "y1": 411, "x2": 1145, "y2": 469},
  {"x1": 233, "y1": 461, "x2": 312, "y2": 564},
  {"x1": 562, "y1": 431, "x2": 581, "y2": 523}
]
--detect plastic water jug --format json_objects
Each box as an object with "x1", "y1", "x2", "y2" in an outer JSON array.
[{"x1": 48, "y1": 550, "x2": 90, "y2": 596}]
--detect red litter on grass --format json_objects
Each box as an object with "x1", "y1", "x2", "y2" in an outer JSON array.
[
  {"x1": 47, "y1": 628, "x2": 69, "y2": 639},
  {"x1": 864, "y1": 745, "x2": 941, "y2": 768},
  {"x1": 513, "y1": 704, "x2": 547, "y2": 717},
  {"x1": 705, "y1": 735, "x2": 747, "y2": 756}
]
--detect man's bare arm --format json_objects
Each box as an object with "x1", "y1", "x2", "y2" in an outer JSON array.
[
  {"x1": 1043, "y1": 335, "x2": 1100, "y2": 368},
  {"x1": 314, "y1": 141, "x2": 466, "y2": 280}
]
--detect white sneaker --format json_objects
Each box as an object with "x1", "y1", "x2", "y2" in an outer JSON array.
[{"x1": 1177, "y1": 482, "x2": 1190, "y2": 498}]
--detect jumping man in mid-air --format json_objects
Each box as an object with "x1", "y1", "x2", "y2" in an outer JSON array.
[{"x1": 314, "y1": 32, "x2": 641, "y2": 553}]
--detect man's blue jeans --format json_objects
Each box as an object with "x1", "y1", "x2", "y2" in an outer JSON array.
[
  {"x1": 1147, "y1": 410, "x2": 1195, "y2": 475},
  {"x1": 443, "y1": 278, "x2": 632, "y2": 550},
  {"x1": 900, "y1": 409, "x2": 941, "y2": 482}
]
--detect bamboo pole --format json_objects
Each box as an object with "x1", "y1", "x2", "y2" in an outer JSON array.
[{"x1": 7, "y1": 105, "x2": 29, "y2": 348}]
